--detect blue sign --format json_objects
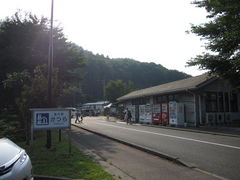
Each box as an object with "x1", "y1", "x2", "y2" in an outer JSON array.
[
  {"x1": 31, "y1": 109, "x2": 70, "y2": 130},
  {"x1": 36, "y1": 113, "x2": 49, "y2": 126}
]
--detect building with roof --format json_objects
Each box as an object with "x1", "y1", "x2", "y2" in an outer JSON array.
[
  {"x1": 117, "y1": 74, "x2": 240, "y2": 127},
  {"x1": 81, "y1": 101, "x2": 109, "y2": 115}
]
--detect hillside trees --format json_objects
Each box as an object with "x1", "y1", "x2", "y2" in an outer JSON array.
[
  {"x1": 105, "y1": 80, "x2": 135, "y2": 102},
  {"x1": 188, "y1": 0, "x2": 240, "y2": 88},
  {"x1": 80, "y1": 51, "x2": 190, "y2": 101},
  {"x1": 0, "y1": 12, "x2": 85, "y2": 109}
]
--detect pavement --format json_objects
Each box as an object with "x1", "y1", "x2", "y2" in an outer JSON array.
[
  {"x1": 70, "y1": 116, "x2": 240, "y2": 180},
  {"x1": 70, "y1": 124, "x2": 221, "y2": 180},
  {"x1": 34, "y1": 116, "x2": 239, "y2": 180}
]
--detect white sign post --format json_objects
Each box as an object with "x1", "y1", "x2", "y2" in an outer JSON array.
[{"x1": 30, "y1": 108, "x2": 72, "y2": 153}]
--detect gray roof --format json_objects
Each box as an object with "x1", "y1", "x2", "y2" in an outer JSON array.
[
  {"x1": 117, "y1": 74, "x2": 216, "y2": 102},
  {"x1": 83, "y1": 101, "x2": 109, "y2": 106}
]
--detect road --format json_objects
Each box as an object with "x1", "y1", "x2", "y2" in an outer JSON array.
[
  {"x1": 74, "y1": 116, "x2": 240, "y2": 180},
  {"x1": 70, "y1": 125, "x2": 219, "y2": 180}
]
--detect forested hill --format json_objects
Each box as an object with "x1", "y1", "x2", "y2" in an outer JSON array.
[{"x1": 80, "y1": 49, "x2": 191, "y2": 101}]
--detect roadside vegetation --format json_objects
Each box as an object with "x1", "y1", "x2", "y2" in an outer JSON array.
[
  {"x1": 19, "y1": 131, "x2": 114, "y2": 180},
  {"x1": 188, "y1": 0, "x2": 240, "y2": 89},
  {"x1": 0, "y1": 11, "x2": 85, "y2": 140},
  {"x1": 0, "y1": 112, "x2": 25, "y2": 141},
  {"x1": 0, "y1": 11, "x2": 189, "y2": 141}
]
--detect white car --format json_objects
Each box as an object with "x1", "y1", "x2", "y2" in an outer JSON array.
[{"x1": 0, "y1": 138, "x2": 33, "y2": 180}]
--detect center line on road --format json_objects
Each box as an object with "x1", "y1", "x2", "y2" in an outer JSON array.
[{"x1": 95, "y1": 122, "x2": 240, "y2": 150}]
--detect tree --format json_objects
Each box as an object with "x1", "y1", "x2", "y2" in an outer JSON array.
[
  {"x1": 17, "y1": 65, "x2": 59, "y2": 109},
  {"x1": 56, "y1": 87, "x2": 84, "y2": 107},
  {"x1": 81, "y1": 50, "x2": 189, "y2": 101},
  {"x1": 105, "y1": 80, "x2": 135, "y2": 102},
  {"x1": 187, "y1": 0, "x2": 240, "y2": 88},
  {"x1": 3, "y1": 70, "x2": 31, "y2": 109},
  {"x1": 15, "y1": 65, "x2": 59, "y2": 143},
  {"x1": 0, "y1": 12, "x2": 85, "y2": 109},
  {"x1": 0, "y1": 12, "x2": 85, "y2": 82}
]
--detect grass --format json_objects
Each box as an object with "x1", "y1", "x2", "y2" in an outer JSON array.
[{"x1": 19, "y1": 130, "x2": 114, "y2": 180}]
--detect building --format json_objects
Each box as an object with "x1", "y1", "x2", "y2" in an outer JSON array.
[
  {"x1": 81, "y1": 101, "x2": 109, "y2": 115},
  {"x1": 117, "y1": 74, "x2": 240, "y2": 127}
]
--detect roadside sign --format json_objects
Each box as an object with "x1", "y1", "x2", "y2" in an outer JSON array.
[
  {"x1": 29, "y1": 108, "x2": 72, "y2": 154},
  {"x1": 30, "y1": 108, "x2": 71, "y2": 130}
]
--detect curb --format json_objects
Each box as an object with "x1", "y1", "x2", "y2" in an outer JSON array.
[
  {"x1": 34, "y1": 175, "x2": 83, "y2": 180},
  {"x1": 72, "y1": 123, "x2": 194, "y2": 168}
]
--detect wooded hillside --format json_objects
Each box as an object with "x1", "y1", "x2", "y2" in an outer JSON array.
[{"x1": 79, "y1": 48, "x2": 191, "y2": 101}]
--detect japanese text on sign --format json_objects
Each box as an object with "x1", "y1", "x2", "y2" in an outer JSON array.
[{"x1": 32, "y1": 109, "x2": 70, "y2": 130}]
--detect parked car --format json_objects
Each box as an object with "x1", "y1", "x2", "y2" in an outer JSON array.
[{"x1": 0, "y1": 138, "x2": 33, "y2": 180}]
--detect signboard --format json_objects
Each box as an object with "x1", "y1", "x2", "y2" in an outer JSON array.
[{"x1": 30, "y1": 108, "x2": 71, "y2": 130}]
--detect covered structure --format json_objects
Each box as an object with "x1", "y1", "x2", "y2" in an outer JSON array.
[
  {"x1": 81, "y1": 101, "x2": 109, "y2": 116},
  {"x1": 117, "y1": 74, "x2": 240, "y2": 126}
]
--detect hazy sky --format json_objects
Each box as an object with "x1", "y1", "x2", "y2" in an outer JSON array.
[{"x1": 0, "y1": 0, "x2": 209, "y2": 76}]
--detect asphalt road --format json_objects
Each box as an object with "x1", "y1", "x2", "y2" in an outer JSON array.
[
  {"x1": 74, "y1": 117, "x2": 240, "y2": 180},
  {"x1": 70, "y1": 125, "x2": 220, "y2": 180}
]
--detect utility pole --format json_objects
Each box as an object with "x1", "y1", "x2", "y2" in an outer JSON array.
[
  {"x1": 46, "y1": 0, "x2": 54, "y2": 149},
  {"x1": 103, "y1": 79, "x2": 106, "y2": 101}
]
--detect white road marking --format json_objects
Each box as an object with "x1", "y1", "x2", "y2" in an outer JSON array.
[{"x1": 95, "y1": 122, "x2": 240, "y2": 150}]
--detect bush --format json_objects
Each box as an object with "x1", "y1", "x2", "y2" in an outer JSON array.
[{"x1": 0, "y1": 112, "x2": 25, "y2": 141}]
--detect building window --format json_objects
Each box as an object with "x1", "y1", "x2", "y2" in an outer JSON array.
[
  {"x1": 230, "y1": 93, "x2": 238, "y2": 112},
  {"x1": 206, "y1": 92, "x2": 218, "y2": 112},
  {"x1": 155, "y1": 96, "x2": 162, "y2": 103},
  {"x1": 162, "y1": 95, "x2": 168, "y2": 102},
  {"x1": 224, "y1": 93, "x2": 229, "y2": 112},
  {"x1": 218, "y1": 92, "x2": 224, "y2": 112},
  {"x1": 132, "y1": 98, "x2": 147, "y2": 105},
  {"x1": 155, "y1": 95, "x2": 169, "y2": 103},
  {"x1": 169, "y1": 95, "x2": 175, "y2": 101}
]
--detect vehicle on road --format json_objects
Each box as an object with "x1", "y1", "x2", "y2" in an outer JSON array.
[{"x1": 0, "y1": 138, "x2": 33, "y2": 180}]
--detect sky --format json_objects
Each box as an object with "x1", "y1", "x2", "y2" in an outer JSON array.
[{"x1": 0, "y1": 0, "x2": 209, "y2": 76}]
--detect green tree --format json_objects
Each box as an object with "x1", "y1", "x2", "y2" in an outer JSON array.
[
  {"x1": 56, "y1": 87, "x2": 84, "y2": 107},
  {"x1": 3, "y1": 70, "x2": 31, "y2": 109},
  {"x1": 0, "y1": 12, "x2": 85, "y2": 108},
  {"x1": 187, "y1": 0, "x2": 240, "y2": 88},
  {"x1": 0, "y1": 12, "x2": 85, "y2": 81},
  {"x1": 17, "y1": 65, "x2": 59, "y2": 109},
  {"x1": 81, "y1": 50, "x2": 189, "y2": 101},
  {"x1": 105, "y1": 80, "x2": 135, "y2": 102}
]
